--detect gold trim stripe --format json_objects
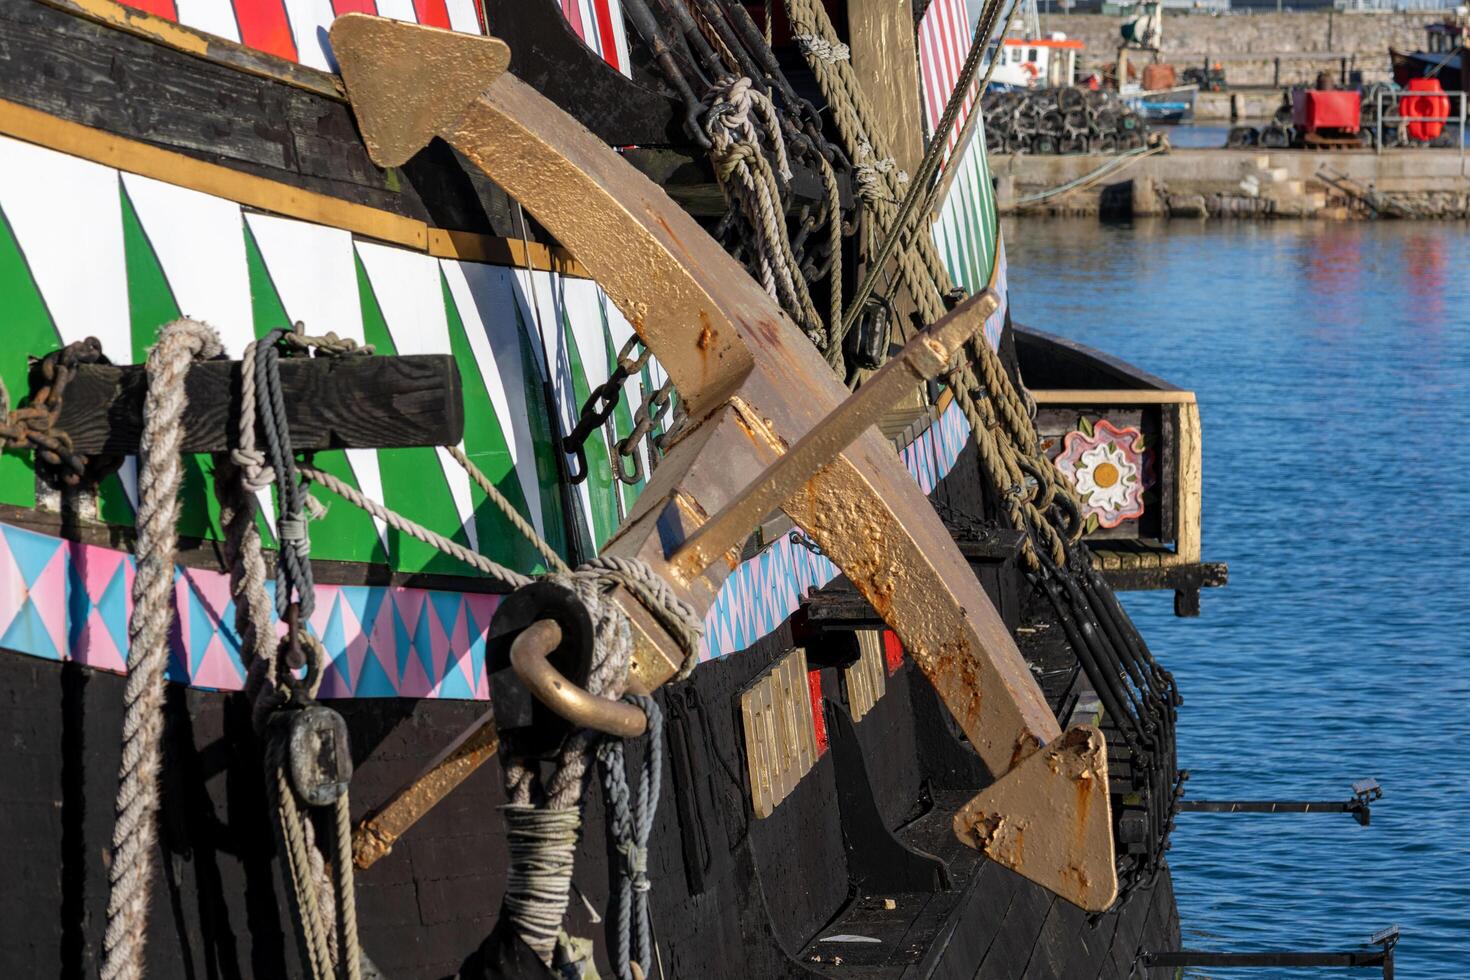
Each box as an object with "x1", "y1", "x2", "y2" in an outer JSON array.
[
  {"x1": 1030, "y1": 389, "x2": 1196, "y2": 405},
  {"x1": 0, "y1": 97, "x2": 590, "y2": 278}
]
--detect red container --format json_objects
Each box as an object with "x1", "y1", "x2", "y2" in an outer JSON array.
[
  {"x1": 1401, "y1": 77, "x2": 1450, "y2": 142},
  {"x1": 1292, "y1": 89, "x2": 1361, "y2": 133}
]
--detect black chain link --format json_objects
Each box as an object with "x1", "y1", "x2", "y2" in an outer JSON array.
[
  {"x1": 613, "y1": 377, "x2": 675, "y2": 485},
  {"x1": 562, "y1": 337, "x2": 652, "y2": 484}
]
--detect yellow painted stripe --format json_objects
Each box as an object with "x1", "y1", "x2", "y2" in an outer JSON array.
[
  {"x1": 1030, "y1": 389, "x2": 1197, "y2": 405},
  {"x1": 0, "y1": 98, "x2": 589, "y2": 277}
]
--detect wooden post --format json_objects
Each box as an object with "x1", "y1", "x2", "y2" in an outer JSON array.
[
  {"x1": 54, "y1": 354, "x2": 464, "y2": 455},
  {"x1": 1172, "y1": 399, "x2": 1202, "y2": 616}
]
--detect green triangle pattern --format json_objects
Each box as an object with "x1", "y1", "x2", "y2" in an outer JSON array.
[
  {"x1": 119, "y1": 182, "x2": 227, "y2": 539},
  {"x1": 439, "y1": 270, "x2": 546, "y2": 574},
  {"x1": 244, "y1": 225, "x2": 385, "y2": 564},
  {"x1": 515, "y1": 300, "x2": 571, "y2": 560},
  {"x1": 0, "y1": 206, "x2": 61, "y2": 509},
  {"x1": 354, "y1": 249, "x2": 475, "y2": 575}
]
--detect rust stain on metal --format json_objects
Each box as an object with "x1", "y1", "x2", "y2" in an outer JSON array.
[{"x1": 729, "y1": 396, "x2": 787, "y2": 455}]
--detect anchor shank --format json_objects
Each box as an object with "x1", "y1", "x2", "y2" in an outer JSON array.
[{"x1": 669, "y1": 291, "x2": 997, "y2": 582}]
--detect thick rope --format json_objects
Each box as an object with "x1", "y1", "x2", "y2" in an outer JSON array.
[
  {"x1": 785, "y1": 0, "x2": 1081, "y2": 566},
  {"x1": 102, "y1": 319, "x2": 223, "y2": 980},
  {"x1": 220, "y1": 332, "x2": 364, "y2": 980},
  {"x1": 596, "y1": 694, "x2": 663, "y2": 980},
  {"x1": 255, "y1": 328, "x2": 316, "y2": 621},
  {"x1": 298, "y1": 463, "x2": 532, "y2": 588},
  {"x1": 500, "y1": 570, "x2": 633, "y2": 965},
  {"x1": 445, "y1": 444, "x2": 570, "y2": 575}
]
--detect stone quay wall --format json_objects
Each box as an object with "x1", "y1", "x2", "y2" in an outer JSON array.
[{"x1": 1037, "y1": 12, "x2": 1443, "y2": 85}]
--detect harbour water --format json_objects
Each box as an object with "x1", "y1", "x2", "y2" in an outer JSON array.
[{"x1": 1004, "y1": 218, "x2": 1470, "y2": 978}]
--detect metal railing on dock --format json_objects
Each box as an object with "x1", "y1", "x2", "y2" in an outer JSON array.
[{"x1": 1372, "y1": 87, "x2": 1467, "y2": 176}]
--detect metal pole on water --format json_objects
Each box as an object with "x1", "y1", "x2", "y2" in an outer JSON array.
[{"x1": 1456, "y1": 91, "x2": 1464, "y2": 174}]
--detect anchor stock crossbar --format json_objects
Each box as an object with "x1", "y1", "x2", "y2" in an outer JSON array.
[{"x1": 331, "y1": 14, "x2": 1118, "y2": 910}]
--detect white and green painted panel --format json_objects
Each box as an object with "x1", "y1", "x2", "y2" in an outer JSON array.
[{"x1": 0, "y1": 134, "x2": 656, "y2": 577}]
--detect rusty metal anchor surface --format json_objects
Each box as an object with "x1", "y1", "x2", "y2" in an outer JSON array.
[{"x1": 330, "y1": 14, "x2": 1116, "y2": 910}]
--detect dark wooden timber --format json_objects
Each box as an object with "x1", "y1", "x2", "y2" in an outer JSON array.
[
  {"x1": 1013, "y1": 324, "x2": 1182, "y2": 393},
  {"x1": 56, "y1": 355, "x2": 464, "y2": 455},
  {"x1": 0, "y1": 1, "x2": 526, "y2": 237}
]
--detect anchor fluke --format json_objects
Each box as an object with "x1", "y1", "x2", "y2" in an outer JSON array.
[
  {"x1": 330, "y1": 13, "x2": 510, "y2": 168},
  {"x1": 954, "y1": 725, "x2": 1119, "y2": 911}
]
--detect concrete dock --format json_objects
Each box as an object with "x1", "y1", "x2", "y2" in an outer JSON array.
[{"x1": 992, "y1": 147, "x2": 1470, "y2": 219}]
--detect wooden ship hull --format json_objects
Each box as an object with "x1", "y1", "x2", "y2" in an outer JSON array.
[{"x1": 0, "y1": 1, "x2": 1224, "y2": 977}]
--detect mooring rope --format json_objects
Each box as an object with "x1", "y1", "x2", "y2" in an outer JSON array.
[
  {"x1": 102, "y1": 319, "x2": 223, "y2": 980},
  {"x1": 499, "y1": 570, "x2": 633, "y2": 966}
]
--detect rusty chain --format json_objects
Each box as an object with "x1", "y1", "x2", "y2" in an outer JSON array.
[
  {"x1": 0, "y1": 336, "x2": 119, "y2": 488},
  {"x1": 562, "y1": 336, "x2": 653, "y2": 484},
  {"x1": 613, "y1": 377, "x2": 675, "y2": 485}
]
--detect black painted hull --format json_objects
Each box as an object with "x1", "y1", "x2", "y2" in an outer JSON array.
[{"x1": 0, "y1": 642, "x2": 1179, "y2": 979}]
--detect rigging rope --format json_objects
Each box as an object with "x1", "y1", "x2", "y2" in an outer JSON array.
[
  {"x1": 102, "y1": 319, "x2": 223, "y2": 980},
  {"x1": 226, "y1": 330, "x2": 367, "y2": 980},
  {"x1": 783, "y1": 0, "x2": 1080, "y2": 570},
  {"x1": 706, "y1": 77, "x2": 826, "y2": 347},
  {"x1": 597, "y1": 694, "x2": 663, "y2": 980}
]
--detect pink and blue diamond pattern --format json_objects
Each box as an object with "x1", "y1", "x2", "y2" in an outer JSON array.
[{"x1": 0, "y1": 317, "x2": 990, "y2": 696}]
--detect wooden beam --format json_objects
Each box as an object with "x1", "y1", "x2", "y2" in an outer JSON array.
[
  {"x1": 1172, "y1": 400, "x2": 1202, "y2": 564},
  {"x1": 1030, "y1": 389, "x2": 1197, "y2": 405},
  {"x1": 56, "y1": 355, "x2": 464, "y2": 455},
  {"x1": 36, "y1": 0, "x2": 346, "y2": 102},
  {"x1": 845, "y1": 0, "x2": 924, "y2": 176}
]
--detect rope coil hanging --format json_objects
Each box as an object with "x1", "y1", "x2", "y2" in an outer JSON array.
[{"x1": 102, "y1": 319, "x2": 222, "y2": 980}]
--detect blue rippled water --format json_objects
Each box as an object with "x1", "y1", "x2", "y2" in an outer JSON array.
[{"x1": 1003, "y1": 218, "x2": 1470, "y2": 979}]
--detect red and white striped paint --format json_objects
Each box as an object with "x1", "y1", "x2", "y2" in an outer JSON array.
[
  {"x1": 917, "y1": 0, "x2": 980, "y2": 155},
  {"x1": 115, "y1": 0, "x2": 635, "y2": 75}
]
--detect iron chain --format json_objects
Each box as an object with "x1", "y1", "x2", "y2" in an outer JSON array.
[
  {"x1": 613, "y1": 377, "x2": 675, "y2": 485},
  {"x1": 0, "y1": 336, "x2": 120, "y2": 487},
  {"x1": 562, "y1": 337, "x2": 653, "y2": 484}
]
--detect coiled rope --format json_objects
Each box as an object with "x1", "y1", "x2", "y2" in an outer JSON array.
[
  {"x1": 706, "y1": 76, "x2": 826, "y2": 346},
  {"x1": 102, "y1": 319, "x2": 223, "y2": 980}
]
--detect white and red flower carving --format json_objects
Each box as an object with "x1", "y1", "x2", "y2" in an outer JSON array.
[{"x1": 1055, "y1": 419, "x2": 1146, "y2": 530}]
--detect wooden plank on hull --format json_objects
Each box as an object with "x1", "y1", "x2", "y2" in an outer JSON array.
[{"x1": 56, "y1": 354, "x2": 465, "y2": 454}]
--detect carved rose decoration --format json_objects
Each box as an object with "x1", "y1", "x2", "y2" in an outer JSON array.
[{"x1": 1055, "y1": 419, "x2": 1145, "y2": 530}]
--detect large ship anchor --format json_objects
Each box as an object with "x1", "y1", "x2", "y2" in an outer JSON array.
[{"x1": 330, "y1": 15, "x2": 1118, "y2": 911}]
